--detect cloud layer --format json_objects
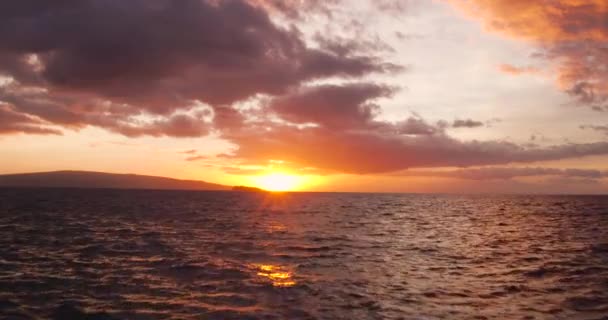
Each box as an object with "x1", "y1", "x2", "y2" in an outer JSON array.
[
  {"x1": 0, "y1": 0, "x2": 393, "y2": 136},
  {"x1": 449, "y1": 0, "x2": 608, "y2": 111},
  {"x1": 219, "y1": 82, "x2": 608, "y2": 174},
  {"x1": 399, "y1": 166, "x2": 608, "y2": 181},
  {"x1": 1, "y1": 0, "x2": 608, "y2": 177},
  {"x1": 0, "y1": 104, "x2": 61, "y2": 135}
]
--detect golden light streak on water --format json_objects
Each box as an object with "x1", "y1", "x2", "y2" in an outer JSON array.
[{"x1": 255, "y1": 264, "x2": 296, "y2": 287}]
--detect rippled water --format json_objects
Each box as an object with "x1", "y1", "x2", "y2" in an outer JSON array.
[{"x1": 1, "y1": 189, "x2": 607, "y2": 319}]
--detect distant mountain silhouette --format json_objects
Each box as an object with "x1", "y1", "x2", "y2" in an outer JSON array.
[
  {"x1": 0, "y1": 171, "x2": 230, "y2": 191},
  {"x1": 232, "y1": 185, "x2": 268, "y2": 192}
]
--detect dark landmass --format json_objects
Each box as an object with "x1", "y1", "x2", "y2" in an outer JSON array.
[
  {"x1": 0, "y1": 171, "x2": 231, "y2": 191},
  {"x1": 232, "y1": 185, "x2": 269, "y2": 192}
]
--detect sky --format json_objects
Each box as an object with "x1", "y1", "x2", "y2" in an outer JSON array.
[{"x1": 1, "y1": 0, "x2": 608, "y2": 193}]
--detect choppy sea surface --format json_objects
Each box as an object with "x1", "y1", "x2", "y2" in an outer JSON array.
[{"x1": 0, "y1": 188, "x2": 607, "y2": 320}]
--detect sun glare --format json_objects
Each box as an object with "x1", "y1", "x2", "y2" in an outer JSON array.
[{"x1": 253, "y1": 173, "x2": 303, "y2": 191}]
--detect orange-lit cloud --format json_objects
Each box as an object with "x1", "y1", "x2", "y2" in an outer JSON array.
[
  {"x1": 2, "y1": 0, "x2": 608, "y2": 180},
  {"x1": 448, "y1": 0, "x2": 608, "y2": 42},
  {"x1": 498, "y1": 64, "x2": 539, "y2": 75},
  {"x1": 448, "y1": 0, "x2": 608, "y2": 111},
  {"x1": 398, "y1": 166, "x2": 608, "y2": 180},
  {"x1": 220, "y1": 82, "x2": 608, "y2": 173},
  {"x1": 224, "y1": 122, "x2": 608, "y2": 174}
]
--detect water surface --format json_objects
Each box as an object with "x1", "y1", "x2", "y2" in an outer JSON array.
[{"x1": 1, "y1": 189, "x2": 607, "y2": 319}]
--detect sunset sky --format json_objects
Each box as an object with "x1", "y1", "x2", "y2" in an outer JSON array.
[{"x1": 1, "y1": 0, "x2": 608, "y2": 193}]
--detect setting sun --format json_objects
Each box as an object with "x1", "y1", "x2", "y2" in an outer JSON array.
[{"x1": 253, "y1": 173, "x2": 303, "y2": 191}]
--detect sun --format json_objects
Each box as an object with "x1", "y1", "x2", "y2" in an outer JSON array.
[{"x1": 253, "y1": 173, "x2": 303, "y2": 192}]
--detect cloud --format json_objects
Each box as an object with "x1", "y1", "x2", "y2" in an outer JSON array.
[
  {"x1": 580, "y1": 124, "x2": 608, "y2": 135},
  {"x1": 448, "y1": 0, "x2": 608, "y2": 42},
  {"x1": 452, "y1": 119, "x2": 484, "y2": 128},
  {"x1": 394, "y1": 116, "x2": 445, "y2": 135},
  {"x1": 2, "y1": 0, "x2": 608, "y2": 178},
  {"x1": 398, "y1": 167, "x2": 608, "y2": 180},
  {"x1": 373, "y1": 0, "x2": 412, "y2": 14},
  {"x1": 221, "y1": 166, "x2": 266, "y2": 175},
  {"x1": 0, "y1": 104, "x2": 61, "y2": 135},
  {"x1": 498, "y1": 63, "x2": 539, "y2": 75},
  {"x1": 268, "y1": 84, "x2": 454, "y2": 137},
  {"x1": 105, "y1": 114, "x2": 212, "y2": 138},
  {"x1": 0, "y1": 0, "x2": 395, "y2": 136},
  {"x1": 213, "y1": 81, "x2": 608, "y2": 174},
  {"x1": 448, "y1": 0, "x2": 608, "y2": 110},
  {"x1": 250, "y1": 0, "x2": 413, "y2": 21},
  {"x1": 180, "y1": 148, "x2": 209, "y2": 161},
  {"x1": 247, "y1": 0, "x2": 340, "y2": 18},
  {"x1": 269, "y1": 83, "x2": 394, "y2": 129},
  {"x1": 185, "y1": 155, "x2": 208, "y2": 162},
  {"x1": 223, "y1": 85, "x2": 608, "y2": 173}
]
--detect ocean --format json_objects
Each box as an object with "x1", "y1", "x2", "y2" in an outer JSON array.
[{"x1": 0, "y1": 188, "x2": 607, "y2": 319}]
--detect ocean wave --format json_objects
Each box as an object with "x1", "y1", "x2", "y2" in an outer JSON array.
[{"x1": 0, "y1": 189, "x2": 607, "y2": 319}]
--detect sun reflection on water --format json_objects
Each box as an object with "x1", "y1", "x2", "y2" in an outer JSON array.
[
  {"x1": 255, "y1": 264, "x2": 296, "y2": 287},
  {"x1": 266, "y1": 220, "x2": 287, "y2": 233}
]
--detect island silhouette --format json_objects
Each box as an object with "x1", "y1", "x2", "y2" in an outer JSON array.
[{"x1": 0, "y1": 171, "x2": 234, "y2": 191}]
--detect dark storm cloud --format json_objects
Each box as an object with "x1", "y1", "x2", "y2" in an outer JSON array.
[
  {"x1": 15, "y1": 0, "x2": 390, "y2": 106},
  {"x1": 0, "y1": 0, "x2": 394, "y2": 135}
]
